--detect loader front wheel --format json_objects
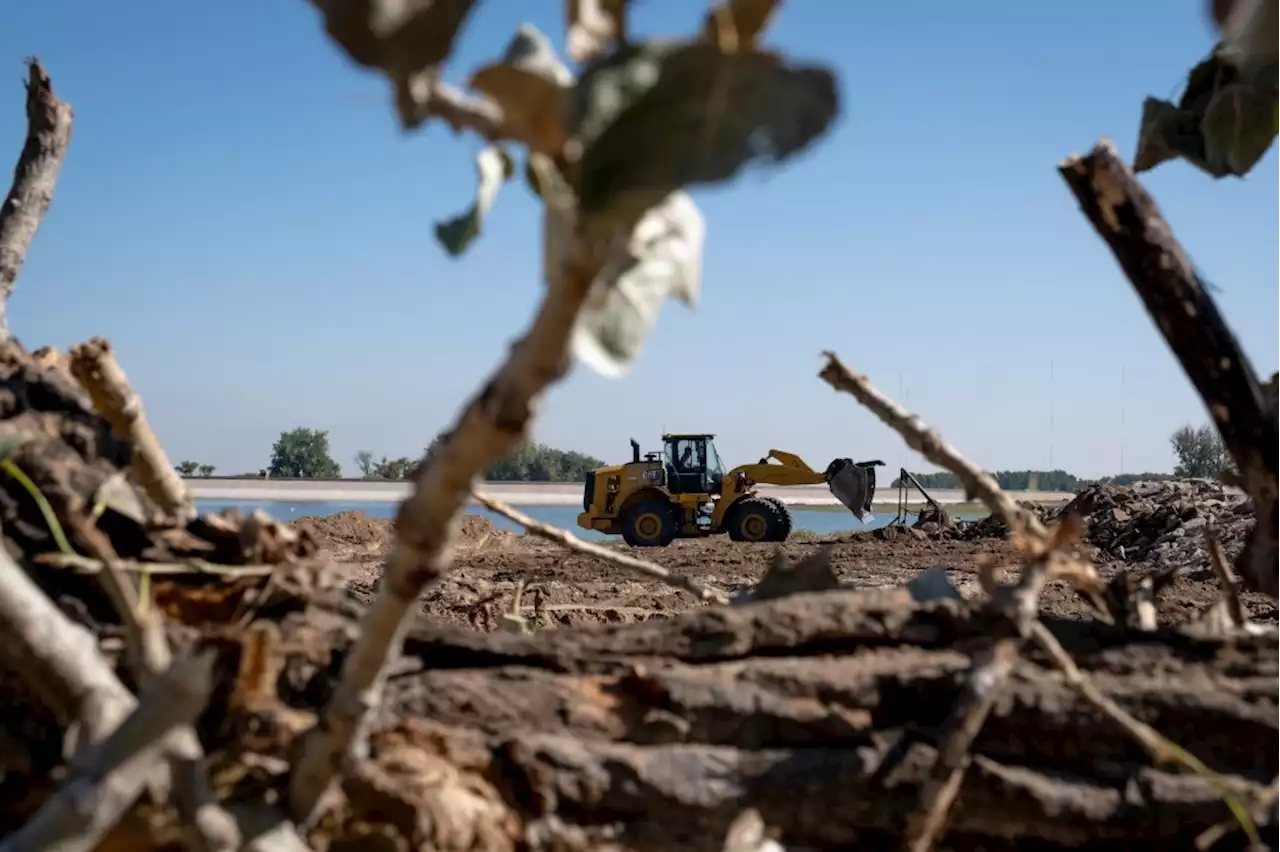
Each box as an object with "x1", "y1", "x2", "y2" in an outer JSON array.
[
  {"x1": 727, "y1": 497, "x2": 784, "y2": 543},
  {"x1": 762, "y1": 497, "x2": 793, "y2": 542},
  {"x1": 622, "y1": 500, "x2": 677, "y2": 547}
]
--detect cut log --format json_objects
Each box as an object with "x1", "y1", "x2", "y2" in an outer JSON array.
[{"x1": 266, "y1": 588, "x2": 1279, "y2": 850}]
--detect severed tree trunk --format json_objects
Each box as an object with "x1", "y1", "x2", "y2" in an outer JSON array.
[
  {"x1": 268, "y1": 587, "x2": 1279, "y2": 851},
  {"x1": 0, "y1": 59, "x2": 74, "y2": 342}
]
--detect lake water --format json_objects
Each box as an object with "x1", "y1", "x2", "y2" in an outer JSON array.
[{"x1": 193, "y1": 499, "x2": 983, "y2": 541}]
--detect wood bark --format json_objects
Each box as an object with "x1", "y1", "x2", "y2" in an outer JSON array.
[
  {"x1": 0, "y1": 60, "x2": 73, "y2": 341},
  {"x1": 272, "y1": 588, "x2": 1279, "y2": 850}
]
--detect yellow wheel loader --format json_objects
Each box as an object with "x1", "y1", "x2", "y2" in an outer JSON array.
[{"x1": 576, "y1": 433, "x2": 884, "y2": 547}]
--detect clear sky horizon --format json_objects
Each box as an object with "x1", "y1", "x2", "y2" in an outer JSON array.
[{"x1": 2, "y1": 1, "x2": 1276, "y2": 480}]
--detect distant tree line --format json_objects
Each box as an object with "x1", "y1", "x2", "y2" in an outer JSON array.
[
  {"x1": 890, "y1": 423, "x2": 1231, "y2": 492},
  {"x1": 355, "y1": 438, "x2": 605, "y2": 482},
  {"x1": 183, "y1": 422, "x2": 1233, "y2": 487}
]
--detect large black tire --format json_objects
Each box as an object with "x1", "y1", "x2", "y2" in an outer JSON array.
[
  {"x1": 726, "y1": 497, "x2": 785, "y2": 543},
  {"x1": 622, "y1": 499, "x2": 677, "y2": 547},
  {"x1": 761, "y1": 496, "x2": 792, "y2": 541}
]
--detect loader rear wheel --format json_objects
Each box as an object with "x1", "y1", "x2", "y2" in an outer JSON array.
[
  {"x1": 762, "y1": 497, "x2": 793, "y2": 541},
  {"x1": 622, "y1": 500, "x2": 676, "y2": 548},
  {"x1": 727, "y1": 497, "x2": 784, "y2": 543}
]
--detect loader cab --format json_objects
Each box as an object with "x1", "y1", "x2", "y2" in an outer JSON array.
[{"x1": 662, "y1": 433, "x2": 725, "y2": 496}]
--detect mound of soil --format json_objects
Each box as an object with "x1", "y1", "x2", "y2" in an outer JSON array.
[
  {"x1": 292, "y1": 511, "x2": 510, "y2": 562},
  {"x1": 292, "y1": 510, "x2": 392, "y2": 553},
  {"x1": 459, "y1": 513, "x2": 510, "y2": 544}
]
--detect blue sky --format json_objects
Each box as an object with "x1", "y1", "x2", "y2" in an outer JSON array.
[{"x1": 2, "y1": 1, "x2": 1276, "y2": 479}]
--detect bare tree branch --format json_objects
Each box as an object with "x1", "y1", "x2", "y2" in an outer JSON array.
[
  {"x1": 0, "y1": 547, "x2": 132, "y2": 747},
  {"x1": 0, "y1": 59, "x2": 73, "y2": 342},
  {"x1": 1057, "y1": 139, "x2": 1277, "y2": 600},
  {"x1": 473, "y1": 491, "x2": 731, "y2": 605},
  {"x1": 68, "y1": 337, "x2": 195, "y2": 526},
  {"x1": 2, "y1": 649, "x2": 217, "y2": 852},
  {"x1": 0, "y1": 545, "x2": 305, "y2": 851},
  {"x1": 288, "y1": 232, "x2": 604, "y2": 821}
]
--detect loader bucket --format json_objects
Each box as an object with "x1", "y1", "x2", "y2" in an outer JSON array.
[{"x1": 824, "y1": 458, "x2": 878, "y2": 521}]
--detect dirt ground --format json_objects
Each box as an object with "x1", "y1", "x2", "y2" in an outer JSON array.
[{"x1": 291, "y1": 511, "x2": 1279, "y2": 630}]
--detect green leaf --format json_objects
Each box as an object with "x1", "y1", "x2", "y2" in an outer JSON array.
[
  {"x1": 435, "y1": 145, "x2": 516, "y2": 257},
  {"x1": 569, "y1": 191, "x2": 705, "y2": 377},
  {"x1": 1134, "y1": 97, "x2": 1184, "y2": 173},
  {"x1": 311, "y1": 0, "x2": 479, "y2": 130},
  {"x1": 568, "y1": 42, "x2": 840, "y2": 217},
  {"x1": 1202, "y1": 82, "x2": 1279, "y2": 176},
  {"x1": 469, "y1": 25, "x2": 572, "y2": 157}
]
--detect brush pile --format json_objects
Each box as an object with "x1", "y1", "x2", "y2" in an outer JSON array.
[{"x1": 1, "y1": 340, "x2": 1276, "y2": 850}]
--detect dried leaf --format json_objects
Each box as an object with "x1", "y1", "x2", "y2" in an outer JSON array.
[
  {"x1": 469, "y1": 25, "x2": 573, "y2": 156},
  {"x1": 569, "y1": 191, "x2": 705, "y2": 376},
  {"x1": 1213, "y1": 0, "x2": 1279, "y2": 75},
  {"x1": 434, "y1": 146, "x2": 515, "y2": 257},
  {"x1": 312, "y1": 0, "x2": 479, "y2": 129},
  {"x1": 701, "y1": 0, "x2": 781, "y2": 51},
  {"x1": 1134, "y1": 97, "x2": 1184, "y2": 173},
  {"x1": 566, "y1": 0, "x2": 628, "y2": 63},
  {"x1": 569, "y1": 41, "x2": 839, "y2": 216},
  {"x1": 1202, "y1": 82, "x2": 1278, "y2": 176}
]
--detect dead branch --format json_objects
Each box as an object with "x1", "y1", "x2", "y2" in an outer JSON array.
[
  {"x1": 68, "y1": 337, "x2": 194, "y2": 525},
  {"x1": 0, "y1": 59, "x2": 73, "y2": 342},
  {"x1": 1057, "y1": 139, "x2": 1278, "y2": 600},
  {"x1": 1205, "y1": 530, "x2": 1247, "y2": 626},
  {"x1": 288, "y1": 231, "x2": 605, "y2": 821},
  {"x1": 1, "y1": 649, "x2": 216, "y2": 852},
  {"x1": 0, "y1": 547, "x2": 132, "y2": 746},
  {"x1": 473, "y1": 491, "x2": 732, "y2": 605},
  {"x1": 73, "y1": 520, "x2": 241, "y2": 852},
  {"x1": 903, "y1": 638, "x2": 1019, "y2": 852},
  {"x1": 0, "y1": 542, "x2": 299, "y2": 851},
  {"x1": 816, "y1": 355, "x2": 1116, "y2": 852},
  {"x1": 819, "y1": 354, "x2": 1043, "y2": 538}
]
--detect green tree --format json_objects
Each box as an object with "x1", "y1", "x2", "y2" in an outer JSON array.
[
  {"x1": 420, "y1": 436, "x2": 603, "y2": 482},
  {"x1": 354, "y1": 450, "x2": 376, "y2": 478},
  {"x1": 196, "y1": 463, "x2": 215, "y2": 477},
  {"x1": 175, "y1": 460, "x2": 216, "y2": 477},
  {"x1": 269, "y1": 427, "x2": 341, "y2": 479},
  {"x1": 371, "y1": 456, "x2": 417, "y2": 480},
  {"x1": 1170, "y1": 423, "x2": 1229, "y2": 479}
]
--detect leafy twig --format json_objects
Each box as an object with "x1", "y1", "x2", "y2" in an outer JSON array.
[
  {"x1": 0, "y1": 59, "x2": 73, "y2": 342},
  {"x1": 474, "y1": 491, "x2": 732, "y2": 605},
  {"x1": 68, "y1": 337, "x2": 195, "y2": 526},
  {"x1": 288, "y1": 226, "x2": 606, "y2": 822}
]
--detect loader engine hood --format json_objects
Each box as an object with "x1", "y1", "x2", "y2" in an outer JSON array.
[{"x1": 823, "y1": 458, "x2": 883, "y2": 521}]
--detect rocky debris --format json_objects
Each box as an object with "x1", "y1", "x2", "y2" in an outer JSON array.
[
  {"x1": 948, "y1": 501, "x2": 1051, "y2": 541},
  {"x1": 1059, "y1": 479, "x2": 1253, "y2": 575}
]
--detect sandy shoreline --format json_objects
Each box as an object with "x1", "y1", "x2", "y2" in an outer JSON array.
[{"x1": 186, "y1": 478, "x2": 1073, "y2": 509}]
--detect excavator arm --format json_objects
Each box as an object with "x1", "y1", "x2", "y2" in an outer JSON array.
[{"x1": 725, "y1": 450, "x2": 884, "y2": 521}]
